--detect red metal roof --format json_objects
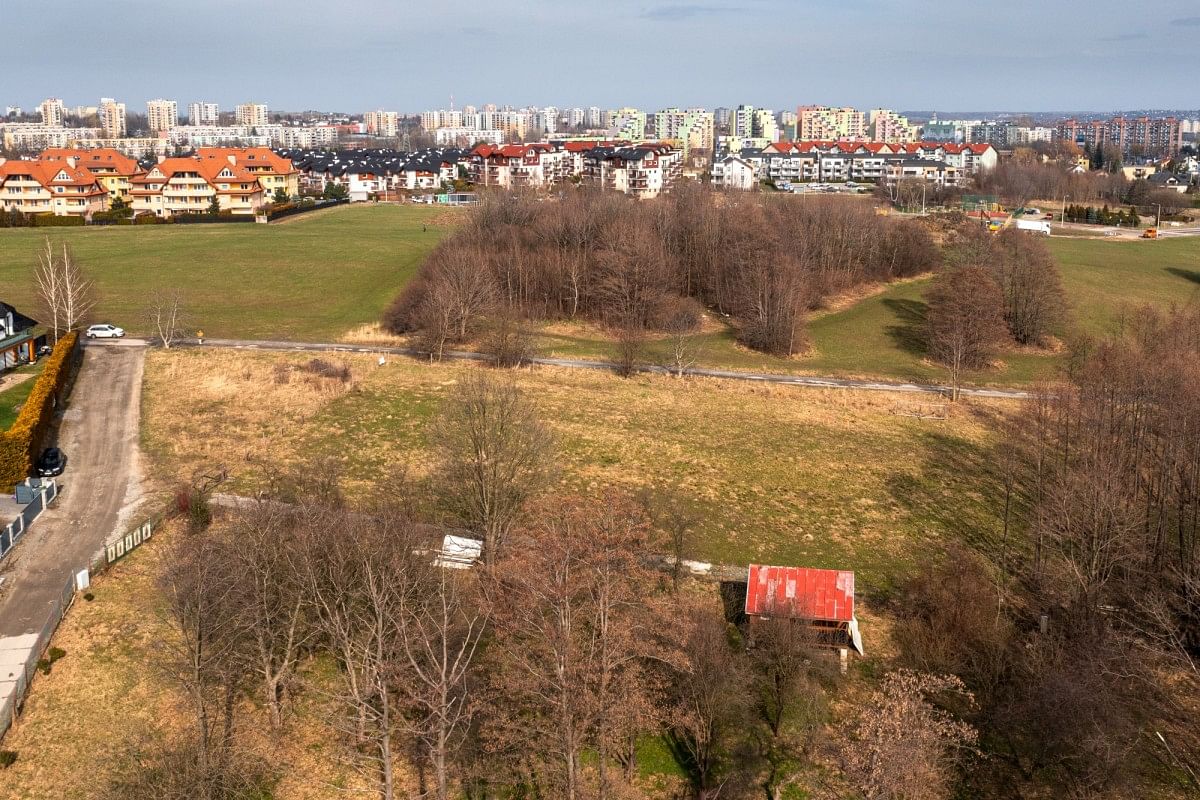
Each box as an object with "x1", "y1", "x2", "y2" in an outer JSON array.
[{"x1": 745, "y1": 565, "x2": 855, "y2": 623}]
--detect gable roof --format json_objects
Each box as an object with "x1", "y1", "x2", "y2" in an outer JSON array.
[
  {"x1": 745, "y1": 564, "x2": 855, "y2": 623},
  {"x1": 39, "y1": 147, "x2": 143, "y2": 177}
]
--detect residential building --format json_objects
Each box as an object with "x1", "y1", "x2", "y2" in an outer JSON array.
[
  {"x1": 278, "y1": 126, "x2": 338, "y2": 148},
  {"x1": 168, "y1": 125, "x2": 269, "y2": 147},
  {"x1": 585, "y1": 106, "x2": 603, "y2": 128},
  {"x1": 566, "y1": 107, "x2": 585, "y2": 128},
  {"x1": 4, "y1": 107, "x2": 23, "y2": 118},
  {"x1": 0, "y1": 157, "x2": 109, "y2": 217},
  {"x1": 1, "y1": 123, "x2": 98, "y2": 151},
  {"x1": 235, "y1": 103, "x2": 269, "y2": 128},
  {"x1": 610, "y1": 108, "x2": 646, "y2": 141},
  {"x1": 1013, "y1": 126, "x2": 1054, "y2": 145},
  {"x1": 435, "y1": 128, "x2": 504, "y2": 147},
  {"x1": 128, "y1": 147, "x2": 298, "y2": 216},
  {"x1": 99, "y1": 98, "x2": 126, "y2": 138},
  {"x1": 651, "y1": 108, "x2": 714, "y2": 157},
  {"x1": 467, "y1": 143, "x2": 571, "y2": 188},
  {"x1": 81, "y1": 137, "x2": 169, "y2": 159},
  {"x1": 364, "y1": 110, "x2": 399, "y2": 138},
  {"x1": 967, "y1": 122, "x2": 1017, "y2": 147},
  {"x1": 1055, "y1": 115, "x2": 1183, "y2": 155},
  {"x1": 795, "y1": 106, "x2": 867, "y2": 141},
  {"x1": 146, "y1": 99, "x2": 178, "y2": 134},
  {"x1": 869, "y1": 109, "x2": 918, "y2": 143},
  {"x1": 714, "y1": 107, "x2": 732, "y2": 129},
  {"x1": 711, "y1": 155, "x2": 757, "y2": 190},
  {"x1": 188, "y1": 101, "x2": 220, "y2": 125},
  {"x1": 40, "y1": 147, "x2": 146, "y2": 202},
  {"x1": 732, "y1": 106, "x2": 778, "y2": 142},
  {"x1": 39, "y1": 98, "x2": 65, "y2": 127},
  {"x1": 581, "y1": 143, "x2": 682, "y2": 199}
]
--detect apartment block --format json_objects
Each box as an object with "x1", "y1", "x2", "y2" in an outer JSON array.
[
  {"x1": 99, "y1": 98, "x2": 127, "y2": 138},
  {"x1": 129, "y1": 147, "x2": 297, "y2": 217},
  {"x1": 0, "y1": 158, "x2": 109, "y2": 217},
  {"x1": 651, "y1": 108, "x2": 714, "y2": 156},
  {"x1": 0, "y1": 123, "x2": 96, "y2": 151},
  {"x1": 869, "y1": 109, "x2": 918, "y2": 143},
  {"x1": 1055, "y1": 115, "x2": 1183, "y2": 155},
  {"x1": 581, "y1": 143, "x2": 682, "y2": 200},
  {"x1": 795, "y1": 106, "x2": 867, "y2": 141},
  {"x1": 610, "y1": 108, "x2": 646, "y2": 141},
  {"x1": 467, "y1": 143, "x2": 571, "y2": 188},
  {"x1": 40, "y1": 147, "x2": 146, "y2": 202},
  {"x1": 732, "y1": 106, "x2": 778, "y2": 142},
  {"x1": 235, "y1": 103, "x2": 269, "y2": 128},
  {"x1": 188, "y1": 101, "x2": 221, "y2": 125},
  {"x1": 39, "y1": 98, "x2": 66, "y2": 127},
  {"x1": 146, "y1": 99, "x2": 178, "y2": 134},
  {"x1": 364, "y1": 110, "x2": 399, "y2": 138}
]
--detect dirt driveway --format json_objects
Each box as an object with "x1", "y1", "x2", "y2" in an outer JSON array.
[{"x1": 0, "y1": 340, "x2": 146, "y2": 636}]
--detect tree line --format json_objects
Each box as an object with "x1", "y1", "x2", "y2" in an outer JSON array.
[
  {"x1": 106, "y1": 372, "x2": 980, "y2": 800},
  {"x1": 894, "y1": 304, "x2": 1200, "y2": 797},
  {"x1": 383, "y1": 187, "x2": 939, "y2": 358}
]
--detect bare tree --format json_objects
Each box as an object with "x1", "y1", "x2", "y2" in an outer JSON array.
[
  {"x1": 837, "y1": 670, "x2": 977, "y2": 800},
  {"x1": 661, "y1": 297, "x2": 706, "y2": 378},
  {"x1": 431, "y1": 372, "x2": 555, "y2": 565},
  {"x1": 394, "y1": 564, "x2": 488, "y2": 800},
  {"x1": 57, "y1": 242, "x2": 96, "y2": 336},
  {"x1": 924, "y1": 266, "x2": 1008, "y2": 400},
  {"x1": 33, "y1": 239, "x2": 62, "y2": 341},
  {"x1": 146, "y1": 288, "x2": 189, "y2": 349}
]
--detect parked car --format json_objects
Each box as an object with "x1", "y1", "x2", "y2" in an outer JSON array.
[
  {"x1": 86, "y1": 323, "x2": 125, "y2": 339},
  {"x1": 36, "y1": 447, "x2": 66, "y2": 477}
]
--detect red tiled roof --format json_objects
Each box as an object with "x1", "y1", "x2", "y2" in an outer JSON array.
[
  {"x1": 745, "y1": 564, "x2": 855, "y2": 623},
  {"x1": 40, "y1": 147, "x2": 143, "y2": 177}
]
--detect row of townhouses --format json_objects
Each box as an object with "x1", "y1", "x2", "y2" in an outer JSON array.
[
  {"x1": 285, "y1": 149, "x2": 465, "y2": 200},
  {"x1": 0, "y1": 147, "x2": 299, "y2": 218},
  {"x1": 466, "y1": 141, "x2": 683, "y2": 199},
  {"x1": 712, "y1": 141, "x2": 999, "y2": 189}
]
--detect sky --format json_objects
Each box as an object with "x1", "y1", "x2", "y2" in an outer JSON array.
[{"x1": 4, "y1": 0, "x2": 1199, "y2": 115}]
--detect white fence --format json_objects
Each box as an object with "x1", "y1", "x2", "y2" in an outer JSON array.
[{"x1": 0, "y1": 478, "x2": 60, "y2": 562}]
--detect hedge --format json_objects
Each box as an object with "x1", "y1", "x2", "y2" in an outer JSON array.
[
  {"x1": 0, "y1": 332, "x2": 80, "y2": 490},
  {"x1": 31, "y1": 214, "x2": 85, "y2": 228}
]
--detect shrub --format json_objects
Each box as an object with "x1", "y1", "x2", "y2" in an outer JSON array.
[
  {"x1": 302, "y1": 358, "x2": 351, "y2": 382},
  {"x1": 48, "y1": 646, "x2": 65, "y2": 663},
  {"x1": 0, "y1": 332, "x2": 80, "y2": 489},
  {"x1": 174, "y1": 485, "x2": 212, "y2": 533},
  {"x1": 0, "y1": 750, "x2": 16, "y2": 769},
  {"x1": 83, "y1": 592, "x2": 95, "y2": 602},
  {"x1": 30, "y1": 213, "x2": 84, "y2": 228},
  {"x1": 37, "y1": 658, "x2": 51, "y2": 675}
]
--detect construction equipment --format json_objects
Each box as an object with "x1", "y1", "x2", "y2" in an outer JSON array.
[{"x1": 1142, "y1": 228, "x2": 1159, "y2": 239}]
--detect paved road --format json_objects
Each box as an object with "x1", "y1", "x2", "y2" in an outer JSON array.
[
  {"x1": 172, "y1": 337, "x2": 1031, "y2": 400},
  {"x1": 0, "y1": 341, "x2": 145, "y2": 636}
]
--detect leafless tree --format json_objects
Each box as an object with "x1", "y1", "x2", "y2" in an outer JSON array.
[
  {"x1": 34, "y1": 239, "x2": 97, "y2": 341},
  {"x1": 837, "y1": 670, "x2": 977, "y2": 800},
  {"x1": 924, "y1": 266, "x2": 1009, "y2": 400},
  {"x1": 146, "y1": 288, "x2": 189, "y2": 349},
  {"x1": 394, "y1": 564, "x2": 488, "y2": 800},
  {"x1": 661, "y1": 297, "x2": 706, "y2": 378},
  {"x1": 431, "y1": 372, "x2": 555, "y2": 565}
]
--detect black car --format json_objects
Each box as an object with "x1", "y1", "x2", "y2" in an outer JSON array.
[{"x1": 37, "y1": 447, "x2": 66, "y2": 477}]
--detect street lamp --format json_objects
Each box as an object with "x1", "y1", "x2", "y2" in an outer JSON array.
[
  {"x1": 1155, "y1": 202, "x2": 1162, "y2": 228},
  {"x1": 1061, "y1": 195, "x2": 1069, "y2": 226}
]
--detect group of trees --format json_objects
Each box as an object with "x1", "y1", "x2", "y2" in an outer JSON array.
[
  {"x1": 896, "y1": 304, "x2": 1200, "y2": 797},
  {"x1": 924, "y1": 225, "x2": 1067, "y2": 395},
  {"x1": 113, "y1": 373, "x2": 981, "y2": 800},
  {"x1": 1062, "y1": 203, "x2": 1141, "y2": 225},
  {"x1": 384, "y1": 187, "x2": 939, "y2": 358}
]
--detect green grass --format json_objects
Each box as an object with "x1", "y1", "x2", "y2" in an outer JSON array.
[
  {"x1": 0, "y1": 363, "x2": 44, "y2": 430},
  {"x1": 0, "y1": 205, "x2": 458, "y2": 341}
]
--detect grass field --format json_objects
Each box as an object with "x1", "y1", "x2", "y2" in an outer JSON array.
[
  {"x1": 0, "y1": 204, "x2": 459, "y2": 341},
  {"x1": 0, "y1": 363, "x2": 43, "y2": 430},
  {"x1": 141, "y1": 349, "x2": 1010, "y2": 590}
]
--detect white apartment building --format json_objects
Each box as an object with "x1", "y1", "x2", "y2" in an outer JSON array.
[
  {"x1": 235, "y1": 103, "x2": 269, "y2": 128},
  {"x1": 147, "y1": 99, "x2": 178, "y2": 133},
  {"x1": 586, "y1": 106, "x2": 603, "y2": 128},
  {"x1": 420, "y1": 110, "x2": 464, "y2": 130},
  {"x1": 99, "y1": 98, "x2": 127, "y2": 138},
  {"x1": 188, "y1": 101, "x2": 220, "y2": 125},
  {"x1": 732, "y1": 106, "x2": 779, "y2": 143},
  {"x1": 0, "y1": 123, "x2": 97, "y2": 151},
  {"x1": 583, "y1": 143, "x2": 682, "y2": 200},
  {"x1": 435, "y1": 127, "x2": 503, "y2": 146},
  {"x1": 364, "y1": 110, "x2": 399, "y2": 138},
  {"x1": 279, "y1": 126, "x2": 338, "y2": 148},
  {"x1": 711, "y1": 155, "x2": 757, "y2": 190},
  {"x1": 168, "y1": 125, "x2": 270, "y2": 147},
  {"x1": 39, "y1": 98, "x2": 65, "y2": 127}
]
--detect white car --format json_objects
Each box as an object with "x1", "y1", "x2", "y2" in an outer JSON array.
[{"x1": 86, "y1": 324, "x2": 125, "y2": 339}]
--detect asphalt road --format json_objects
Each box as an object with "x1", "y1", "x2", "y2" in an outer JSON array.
[
  {"x1": 173, "y1": 337, "x2": 1031, "y2": 400},
  {"x1": 0, "y1": 341, "x2": 145, "y2": 636}
]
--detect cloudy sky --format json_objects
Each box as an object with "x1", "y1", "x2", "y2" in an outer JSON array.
[{"x1": 5, "y1": 0, "x2": 1198, "y2": 114}]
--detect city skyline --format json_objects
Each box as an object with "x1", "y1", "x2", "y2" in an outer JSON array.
[{"x1": 5, "y1": 0, "x2": 1200, "y2": 113}]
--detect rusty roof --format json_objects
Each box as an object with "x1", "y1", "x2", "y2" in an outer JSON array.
[{"x1": 745, "y1": 564, "x2": 855, "y2": 623}]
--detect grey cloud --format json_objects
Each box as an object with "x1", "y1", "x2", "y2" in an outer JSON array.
[
  {"x1": 1099, "y1": 32, "x2": 1146, "y2": 41},
  {"x1": 1171, "y1": 16, "x2": 1200, "y2": 25}
]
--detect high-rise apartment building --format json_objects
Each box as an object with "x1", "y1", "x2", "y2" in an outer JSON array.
[
  {"x1": 868, "y1": 109, "x2": 917, "y2": 143},
  {"x1": 39, "y1": 98, "x2": 66, "y2": 127},
  {"x1": 235, "y1": 103, "x2": 269, "y2": 128},
  {"x1": 586, "y1": 106, "x2": 603, "y2": 128},
  {"x1": 146, "y1": 99, "x2": 178, "y2": 133},
  {"x1": 652, "y1": 108, "x2": 715, "y2": 156},
  {"x1": 188, "y1": 102, "x2": 220, "y2": 125},
  {"x1": 364, "y1": 110, "x2": 399, "y2": 137},
  {"x1": 795, "y1": 105, "x2": 868, "y2": 141},
  {"x1": 732, "y1": 106, "x2": 778, "y2": 142},
  {"x1": 99, "y1": 98, "x2": 127, "y2": 138}
]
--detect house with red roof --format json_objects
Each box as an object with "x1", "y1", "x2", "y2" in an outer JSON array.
[
  {"x1": 467, "y1": 143, "x2": 571, "y2": 189},
  {"x1": 39, "y1": 147, "x2": 145, "y2": 204},
  {"x1": 130, "y1": 155, "x2": 266, "y2": 217},
  {"x1": 0, "y1": 158, "x2": 109, "y2": 217},
  {"x1": 745, "y1": 564, "x2": 864, "y2": 661}
]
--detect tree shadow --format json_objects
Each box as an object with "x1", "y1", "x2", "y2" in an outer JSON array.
[
  {"x1": 882, "y1": 298, "x2": 929, "y2": 358},
  {"x1": 1165, "y1": 267, "x2": 1200, "y2": 286}
]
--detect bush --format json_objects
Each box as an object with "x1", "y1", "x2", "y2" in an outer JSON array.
[
  {"x1": 174, "y1": 485, "x2": 213, "y2": 533},
  {"x1": 48, "y1": 646, "x2": 65, "y2": 663},
  {"x1": 31, "y1": 213, "x2": 85, "y2": 227},
  {"x1": 0, "y1": 750, "x2": 16, "y2": 769},
  {"x1": 302, "y1": 358, "x2": 351, "y2": 382},
  {"x1": 0, "y1": 332, "x2": 80, "y2": 490},
  {"x1": 83, "y1": 592, "x2": 95, "y2": 602}
]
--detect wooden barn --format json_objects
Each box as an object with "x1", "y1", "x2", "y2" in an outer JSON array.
[{"x1": 744, "y1": 564, "x2": 864, "y2": 659}]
